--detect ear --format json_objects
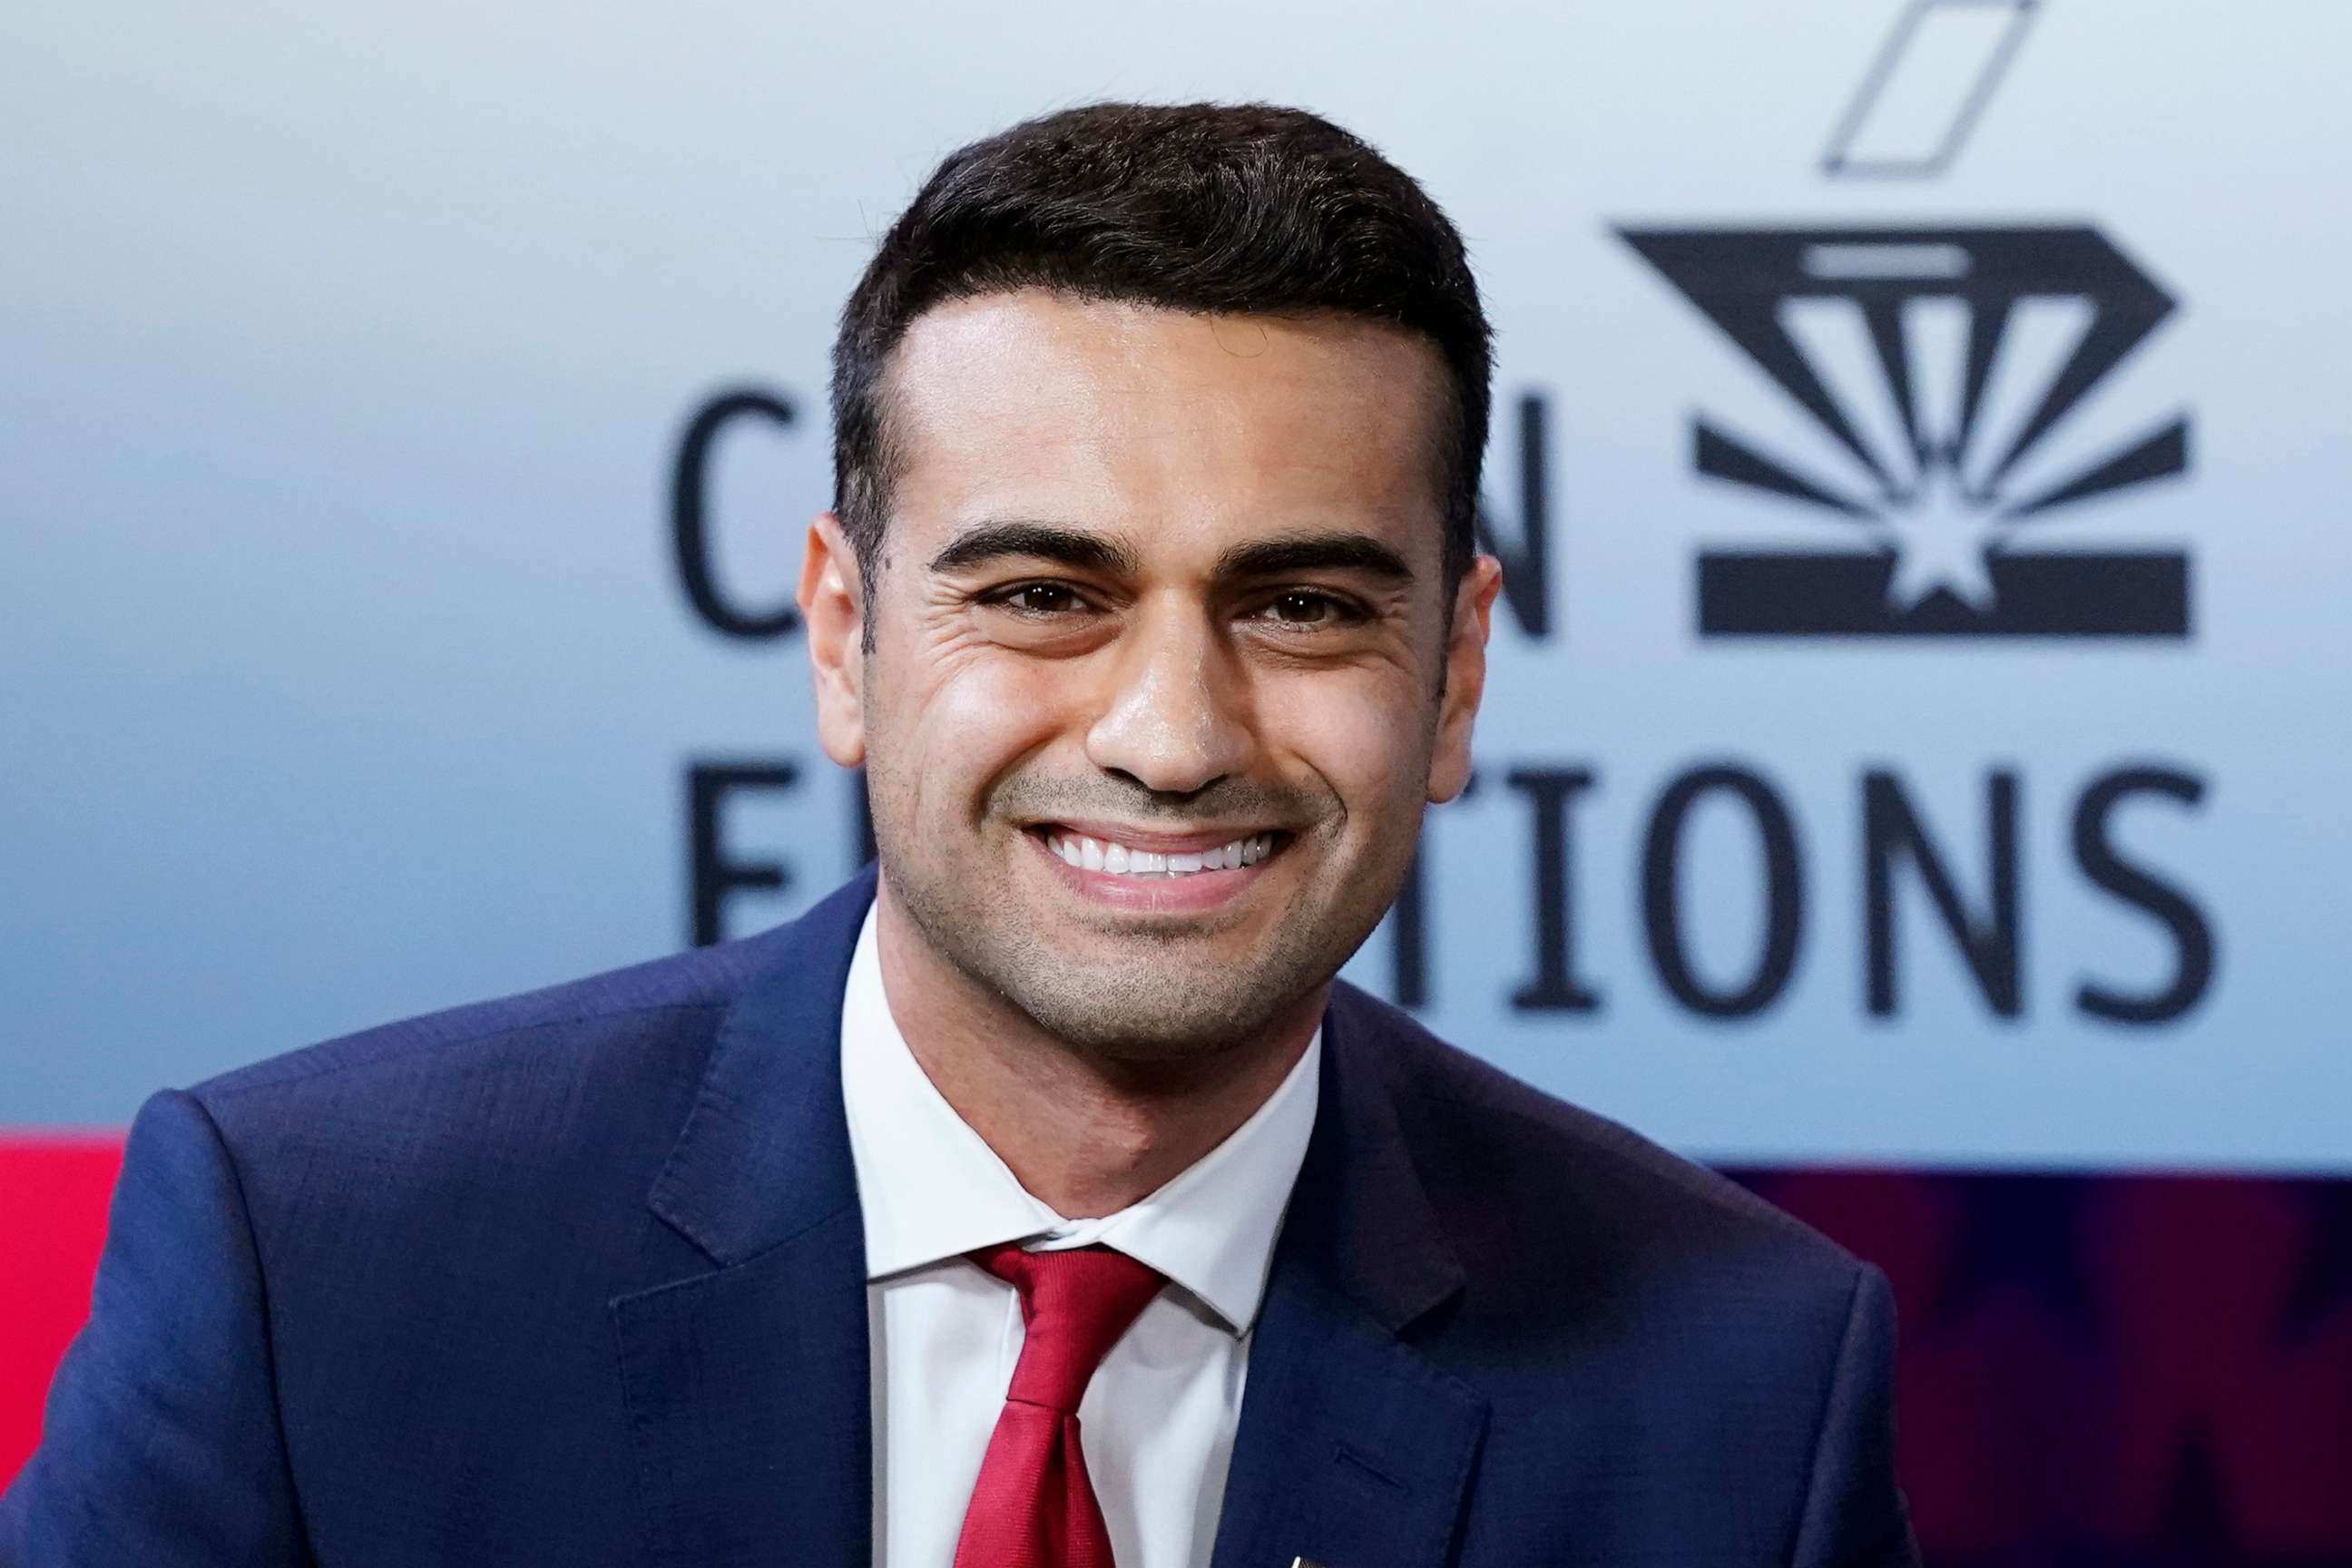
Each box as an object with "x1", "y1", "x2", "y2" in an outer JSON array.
[
  {"x1": 798, "y1": 512, "x2": 868, "y2": 769},
  {"x1": 1427, "y1": 554, "x2": 1504, "y2": 805}
]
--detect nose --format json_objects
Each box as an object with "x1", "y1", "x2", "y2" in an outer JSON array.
[{"x1": 1083, "y1": 601, "x2": 1253, "y2": 797}]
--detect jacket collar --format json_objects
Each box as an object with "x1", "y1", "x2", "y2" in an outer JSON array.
[
  {"x1": 643, "y1": 866, "x2": 1471, "y2": 1329},
  {"x1": 613, "y1": 868, "x2": 881, "y2": 1568},
  {"x1": 1289, "y1": 981, "x2": 1468, "y2": 1333},
  {"x1": 622, "y1": 867, "x2": 1485, "y2": 1568},
  {"x1": 644, "y1": 866, "x2": 877, "y2": 1267},
  {"x1": 1203, "y1": 984, "x2": 1485, "y2": 1568}
]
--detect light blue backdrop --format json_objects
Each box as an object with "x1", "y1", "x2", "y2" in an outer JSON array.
[{"x1": 5, "y1": 0, "x2": 2345, "y2": 1169}]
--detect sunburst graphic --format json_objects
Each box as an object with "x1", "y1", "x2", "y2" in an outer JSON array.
[{"x1": 1620, "y1": 226, "x2": 2192, "y2": 637}]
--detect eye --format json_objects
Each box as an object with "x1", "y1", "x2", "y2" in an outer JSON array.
[
  {"x1": 1253, "y1": 590, "x2": 1362, "y2": 627},
  {"x1": 990, "y1": 582, "x2": 1087, "y2": 616}
]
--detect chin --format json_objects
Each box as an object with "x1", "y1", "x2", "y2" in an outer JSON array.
[{"x1": 1001, "y1": 956, "x2": 1328, "y2": 1063}]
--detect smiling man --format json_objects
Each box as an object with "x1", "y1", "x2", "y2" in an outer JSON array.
[{"x1": 4, "y1": 104, "x2": 1919, "y2": 1567}]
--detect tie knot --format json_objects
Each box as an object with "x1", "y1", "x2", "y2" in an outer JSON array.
[{"x1": 971, "y1": 1241, "x2": 1166, "y2": 1414}]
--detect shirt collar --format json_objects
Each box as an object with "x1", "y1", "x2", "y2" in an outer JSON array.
[{"x1": 838, "y1": 901, "x2": 1320, "y2": 1335}]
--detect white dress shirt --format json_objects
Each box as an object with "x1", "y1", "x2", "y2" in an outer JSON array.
[{"x1": 838, "y1": 904, "x2": 1321, "y2": 1568}]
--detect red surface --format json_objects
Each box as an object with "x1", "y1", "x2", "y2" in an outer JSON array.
[{"x1": 0, "y1": 1136, "x2": 123, "y2": 1489}]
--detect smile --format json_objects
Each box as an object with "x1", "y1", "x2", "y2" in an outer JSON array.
[{"x1": 1040, "y1": 829, "x2": 1277, "y2": 877}]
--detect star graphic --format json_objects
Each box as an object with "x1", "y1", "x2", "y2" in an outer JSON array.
[{"x1": 1875, "y1": 466, "x2": 2007, "y2": 613}]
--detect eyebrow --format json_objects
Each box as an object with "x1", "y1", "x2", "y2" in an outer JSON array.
[
  {"x1": 1213, "y1": 530, "x2": 1414, "y2": 583},
  {"x1": 924, "y1": 519, "x2": 1416, "y2": 585},
  {"x1": 926, "y1": 521, "x2": 1142, "y2": 577}
]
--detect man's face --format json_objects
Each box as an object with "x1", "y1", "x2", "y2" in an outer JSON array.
[{"x1": 802, "y1": 289, "x2": 1499, "y2": 1061}]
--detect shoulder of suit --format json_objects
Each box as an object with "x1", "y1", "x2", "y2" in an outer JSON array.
[
  {"x1": 1328, "y1": 980, "x2": 1866, "y2": 1297},
  {"x1": 171, "y1": 918, "x2": 821, "y2": 1257}
]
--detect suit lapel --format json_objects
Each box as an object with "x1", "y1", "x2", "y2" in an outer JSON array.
[
  {"x1": 1208, "y1": 1271, "x2": 1486, "y2": 1568},
  {"x1": 607, "y1": 877, "x2": 1492, "y2": 1568},
  {"x1": 612, "y1": 871, "x2": 878, "y2": 1568},
  {"x1": 1210, "y1": 987, "x2": 1490, "y2": 1568},
  {"x1": 612, "y1": 1207, "x2": 870, "y2": 1566}
]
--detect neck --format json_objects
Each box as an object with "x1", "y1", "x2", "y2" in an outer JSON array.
[{"x1": 871, "y1": 880, "x2": 1322, "y2": 1219}]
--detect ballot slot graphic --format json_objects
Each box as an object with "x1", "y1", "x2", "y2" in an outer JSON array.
[{"x1": 1619, "y1": 223, "x2": 2191, "y2": 639}]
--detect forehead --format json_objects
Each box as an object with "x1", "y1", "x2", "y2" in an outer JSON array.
[{"x1": 880, "y1": 289, "x2": 1450, "y2": 566}]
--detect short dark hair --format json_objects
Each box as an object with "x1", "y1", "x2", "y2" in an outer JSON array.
[{"x1": 829, "y1": 102, "x2": 1493, "y2": 589}]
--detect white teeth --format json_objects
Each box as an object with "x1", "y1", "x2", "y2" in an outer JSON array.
[{"x1": 1048, "y1": 829, "x2": 1279, "y2": 877}]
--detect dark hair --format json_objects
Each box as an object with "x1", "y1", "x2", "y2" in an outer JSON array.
[{"x1": 829, "y1": 102, "x2": 1493, "y2": 588}]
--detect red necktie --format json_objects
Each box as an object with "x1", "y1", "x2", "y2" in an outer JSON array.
[{"x1": 951, "y1": 1241, "x2": 1167, "y2": 1568}]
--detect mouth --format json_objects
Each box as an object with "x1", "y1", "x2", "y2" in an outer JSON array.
[
  {"x1": 1032, "y1": 824, "x2": 1284, "y2": 877},
  {"x1": 1023, "y1": 821, "x2": 1293, "y2": 909}
]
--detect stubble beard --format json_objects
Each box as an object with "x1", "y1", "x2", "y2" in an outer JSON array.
[{"x1": 875, "y1": 814, "x2": 1406, "y2": 1067}]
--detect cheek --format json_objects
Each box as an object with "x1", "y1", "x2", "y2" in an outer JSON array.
[
  {"x1": 1263, "y1": 668, "x2": 1435, "y2": 819},
  {"x1": 879, "y1": 640, "x2": 1078, "y2": 818}
]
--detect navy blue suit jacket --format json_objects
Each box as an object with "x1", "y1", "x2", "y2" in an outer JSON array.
[{"x1": 5, "y1": 869, "x2": 1918, "y2": 1566}]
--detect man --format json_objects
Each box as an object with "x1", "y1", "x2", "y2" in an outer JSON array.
[{"x1": 3, "y1": 103, "x2": 1918, "y2": 1567}]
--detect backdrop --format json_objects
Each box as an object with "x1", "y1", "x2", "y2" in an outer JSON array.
[{"x1": 5, "y1": 0, "x2": 2347, "y2": 1556}]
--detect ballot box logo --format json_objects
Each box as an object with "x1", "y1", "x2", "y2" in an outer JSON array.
[{"x1": 1618, "y1": 225, "x2": 2193, "y2": 638}]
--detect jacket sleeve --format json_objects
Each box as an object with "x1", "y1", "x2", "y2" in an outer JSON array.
[
  {"x1": 0, "y1": 1090, "x2": 309, "y2": 1566},
  {"x1": 1788, "y1": 1263, "x2": 1921, "y2": 1568}
]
